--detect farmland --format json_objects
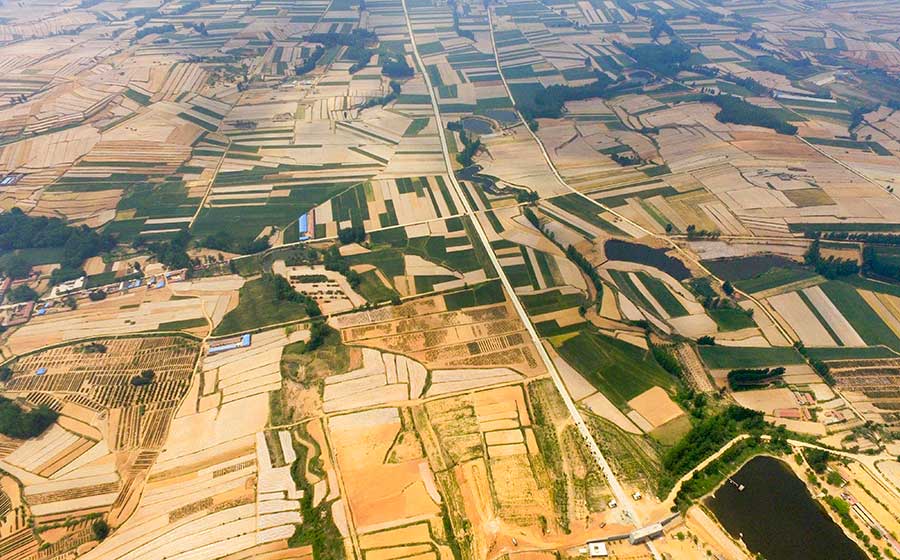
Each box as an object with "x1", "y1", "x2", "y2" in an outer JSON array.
[{"x1": 2, "y1": 0, "x2": 900, "y2": 557}]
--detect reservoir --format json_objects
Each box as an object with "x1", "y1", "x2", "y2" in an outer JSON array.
[{"x1": 706, "y1": 455, "x2": 867, "y2": 560}]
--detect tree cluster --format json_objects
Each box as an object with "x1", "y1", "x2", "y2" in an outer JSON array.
[
  {"x1": 303, "y1": 30, "x2": 379, "y2": 74},
  {"x1": 755, "y1": 55, "x2": 815, "y2": 80},
  {"x1": 337, "y1": 225, "x2": 365, "y2": 245},
  {"x1": 611, "y1": 151, "x2": 642, "y2": 166},
  {"x1": 648, "y1": 12, "x2": 673, "y2": 40},
  {"x1": 130, "y1": 369, "x2": 155, "y2": 387},
  {"x1": 804, "y1": 239, "x2": 859, "y2": 278},
  {"x1": 660, "y1": 405, "x2": 765, "y2": 492},
  {"x1": 185, "y1": 22, "x2": 208, "y2": 36},
  {"x1": 650, "y1": 343, "x2": 683, "y2": 378},
  {"x1": 381, "y1": 55, "x2": 413, "y2": 79},
  {"x1": 863, "y1": 246, "x2": 900, "y2": 282},
  {"x1": 144, "y1": 230, "x2": 192, "y2": 270},
  {"x1": 448, "y1": 0, "x2": 475, "y2": 40},
  {"x1": 295, "y1": 46, "x2": 325, "y2": 76},
  {"x1": 727, "y1": 366, "x2": 785, "y2": 390},
  {"x1": 454, "y1": 127, "x2": 481, "y2": 167},
  {"x1": 322, "y1": 246, "x2": 361, "y2": 290},
  {"x1": 264, "y1": 273, "x2": 321, "y2": 317},
  {"x1": 82, "y1": 342, "x2": 107, "y2": 354},
  {"x1": 0, "y1": 208, "x2": 115, "y2": 279},
  {"x1": 88, "y1": 290, "x2": 108, "y2": 301},
  {"x1": 8, "y1": 285, "x2": 38, "y2": 303},
  {"x1": 730, "y1": 75, "x2": 768, "y2": 95},
  {"x1": 0, "y1": 397, "x2": 58, "y2": 439},
  {"x1": 619, "y1": 41, "x2": 691, "y2": 77},
  {"x1": 803, "y1": 448, "x2": 831, "y2": 474},
  {"x1": 516, "y1": 74, "x2": 614, "y2": 120},
  {"x1": 92, "y1": 519, "x2": 110, "y2": 541},
  {"x1": 705, "y1": 94, "x2": 798, "y2": 135},
  {"x1": 305, "y1": 321, "x2": 330, "y2": 353},
  {"x1": 135, "y1": 24, "x2": 175, "y2": 40},
  {"x1": 360, "y1": 80, "x2": 402, "y2": 110}
]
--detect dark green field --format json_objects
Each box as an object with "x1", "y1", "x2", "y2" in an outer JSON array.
[
  {"x1": 698, "y1": 346, "x2": 804, "y2": 369},
  {"x1": 555, "y1": 328, "x2": 674, "y2": 407}
]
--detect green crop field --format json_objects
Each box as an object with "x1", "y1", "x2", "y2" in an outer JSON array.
[
  {"x1": 698, "y1": 346, "x2": 804, "y2": 369},
  {"x1": 355, "y1": 270, "x2": 399, "y2": 303},
  {"x1": 555, "y1": 328, "x2": 674, "y2": 407},
  {"x1": 443, "y1": 281, "x2": 505, "y2": 311},
  {"x1": 734, "y1": 267, "x2": 818, "y2": 293},
  {"x1": 819, "y1": 281, "x2": 900, "y2": 351},
  {"x1": 638, "y1": 273, "x2": 688, "y2": 317},
  {"x1": 214, "y1": 277, "x2": 312, "y2": 335},
  {"x1": 522, "y1": 289, "x2": 585, "y2": 315},
  {"x1": 708, "y1": 307, "x2": 756, "y2": 331}
]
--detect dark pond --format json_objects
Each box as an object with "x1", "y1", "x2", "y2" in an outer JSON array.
[
  {"x1": 484, "y1": 109, "x2": 518, "y2": 124},
  {"x1": 604, "y1": 239, "x2": 691, "y2": 280},
  {"x1": 706, "y1": 456, "x2": 867, "y2": 560},
  {"x1": 460, "y1": 117, "x2": 494, "y2": 135}
]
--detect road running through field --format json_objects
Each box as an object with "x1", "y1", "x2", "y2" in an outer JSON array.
[{"x1": 400, "y1": 3, "x2": 659, "y2": 557}]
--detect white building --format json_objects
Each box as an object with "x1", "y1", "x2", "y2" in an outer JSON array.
[
  {"x1": 587, "y1": 541, "x2": 608, "y2": 557},
  {"x1": 51, "y1": 276, "x2": 86, "y2": 298}
]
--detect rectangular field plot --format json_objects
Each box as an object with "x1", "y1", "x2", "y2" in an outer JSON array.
[
  {"x1": 819, "y1": 281, "x2": 900, "y2": 352},
  {"x1": 698, "y1": 345, "x2": 804, "y2": 370}
]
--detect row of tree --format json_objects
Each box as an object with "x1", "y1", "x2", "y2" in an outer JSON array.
[{"x1": 565, "y1": 245, "x2": 603, "y2": 298}]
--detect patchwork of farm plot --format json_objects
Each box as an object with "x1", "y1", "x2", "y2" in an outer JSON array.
[
  {"x1": 0, "y1": 336, "x2": 199, "y2": 558},
  {"x1": 4, "y1": 0, "x2": 900, "y2": 557}
]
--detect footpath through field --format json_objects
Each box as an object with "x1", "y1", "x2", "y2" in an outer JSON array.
[{"x1": 400, "y1": 3, "x2": 659, "y2": 558}]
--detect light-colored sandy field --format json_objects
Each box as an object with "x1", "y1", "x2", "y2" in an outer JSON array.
[{"x1": 627, "y1": 387, "x2": 684, "y2": 429}]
